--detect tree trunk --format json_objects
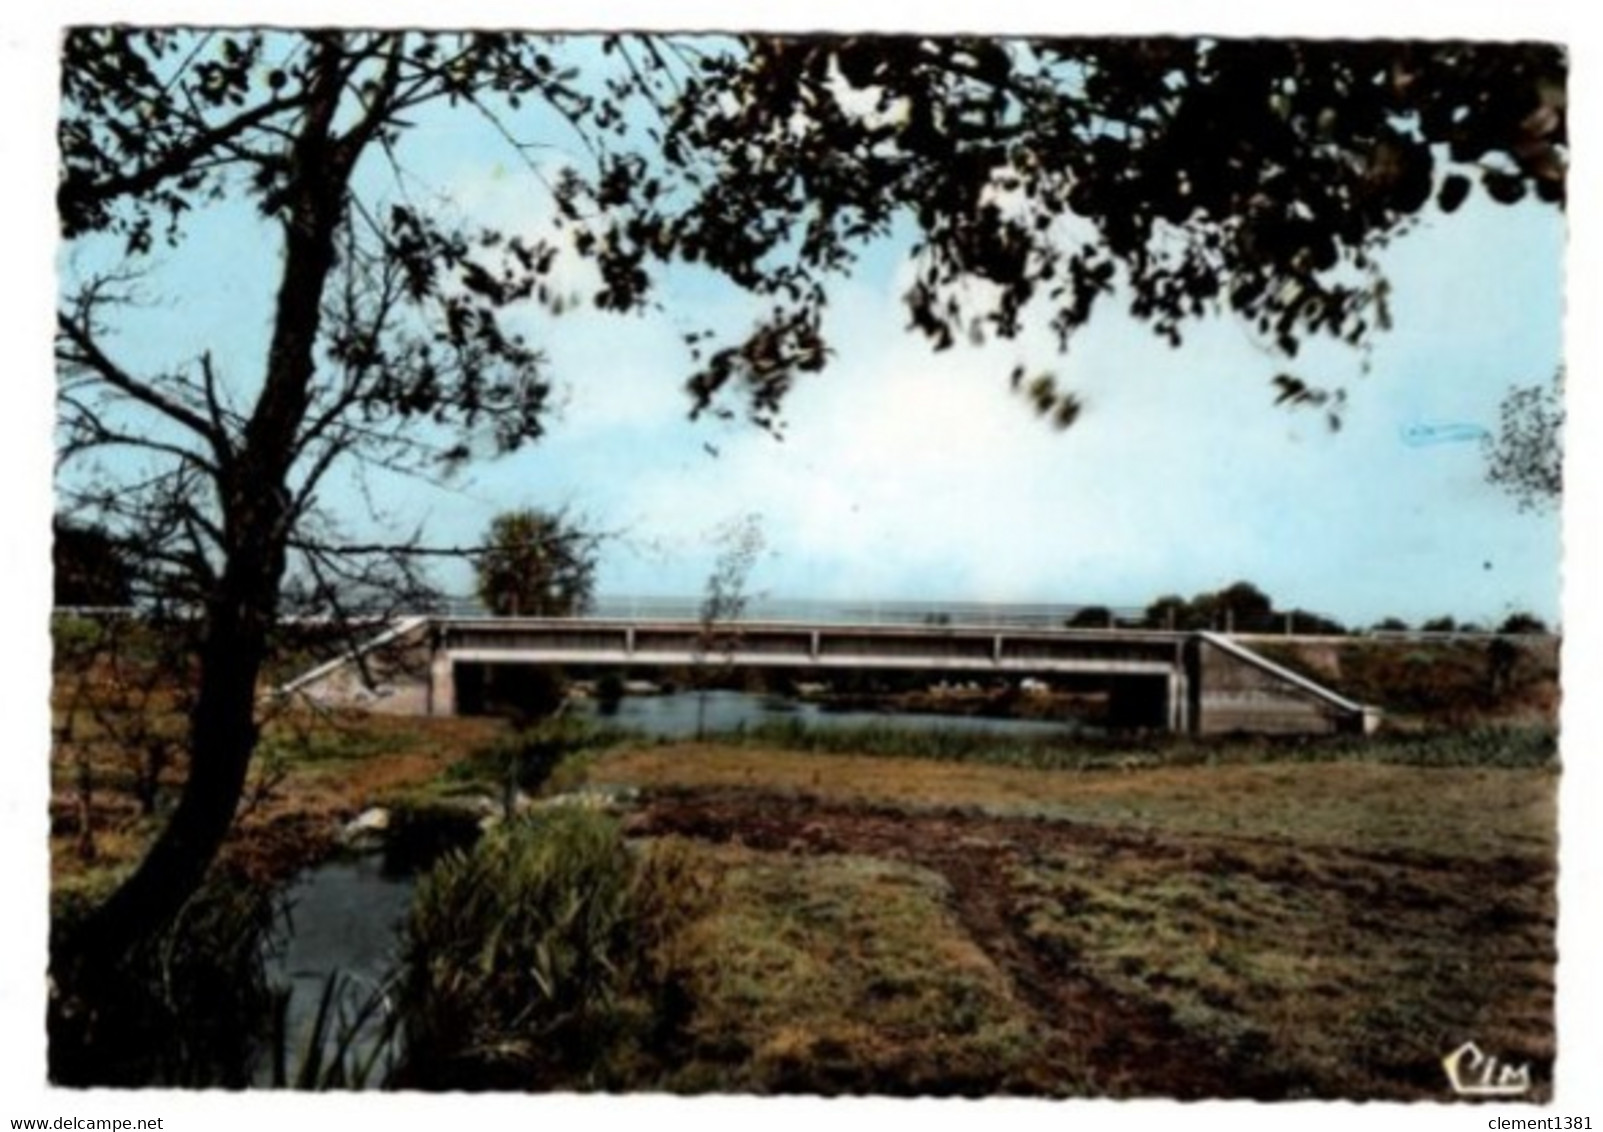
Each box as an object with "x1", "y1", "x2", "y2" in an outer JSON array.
[
  {"x1": 60, "y1": 588, "x2": 270, "y2": 964},
  {"x1": 58, "y1": 40, "x2": 351, "y2": 970}
]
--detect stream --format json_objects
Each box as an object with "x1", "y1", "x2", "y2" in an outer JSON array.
[{"x1": 569, "y1": 687, "x2": 1091, "y2": 738}]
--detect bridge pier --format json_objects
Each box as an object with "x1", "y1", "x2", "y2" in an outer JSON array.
[
  {"x1": 1167, "y1": 669, "x2": 1191, "y2": 733},
  {"x1": 428, "y1": 648, "x2": 456, "y2": 717}
]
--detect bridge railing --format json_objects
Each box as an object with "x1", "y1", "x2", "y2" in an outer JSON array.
[{"x1": 429, "y1": 595, "x2": 1155, "y2": 630}]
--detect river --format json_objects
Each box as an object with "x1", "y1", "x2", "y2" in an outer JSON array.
[{"x1": 569, "y1": 687, "x2": 1091, "y2": 739}]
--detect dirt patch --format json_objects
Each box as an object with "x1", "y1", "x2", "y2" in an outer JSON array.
[{"x1": 633, "y1": 790, "x2": 1273, "y2": 1096}]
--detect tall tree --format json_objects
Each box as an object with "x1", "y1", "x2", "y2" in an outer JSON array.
[
  {"x1": 54, "y1": 29, "x2": 680, "y2": 965},
  {"x1": 54, "y1": 30, "x2": 1565, "y2": 965},
  {"x1": 1212, "y1": 581, "x2": 1276, "y2": 633},
  {"x1": 474, "y1": 507, "x2": 598, "y2": 616}
]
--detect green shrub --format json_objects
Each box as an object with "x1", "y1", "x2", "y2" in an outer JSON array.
[
  {"x1": 51, "y1": 614, "x2": 108, "y2": 658},
  {"x1": 395, "y1": 809, "x2": 718, "y2": 1090},
  {"x1": 380, "y1": 800, "x2": 484, "y2": 874},
  {"x1": 444, "y1": 719, "x2": 632, "y2": 796}
]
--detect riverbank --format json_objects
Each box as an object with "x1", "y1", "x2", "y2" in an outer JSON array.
[
  {"x1": 49, "y1": 711, "x2": 1560, "y2": 1097},
  {"x1": 49, "y1": 710, "x2": 510, "y2": 911}
]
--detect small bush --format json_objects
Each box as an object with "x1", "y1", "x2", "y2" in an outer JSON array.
[
  {"x1": 380, "y1": 800, "x2": 483, "y2": 874},
  {"x1": 395, "y1": 809, "x2": 719, "y2": 1090},
  {"x1": 445, "y1": 719, "x2": 631, "y2": 796},
  {"x1": 51, "y1": 614, "x2": 108, "y2": 658}
]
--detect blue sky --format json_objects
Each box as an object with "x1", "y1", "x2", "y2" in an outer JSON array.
[{"x1": 57, "y1": 38, "x2": 1565, "y2": 628}]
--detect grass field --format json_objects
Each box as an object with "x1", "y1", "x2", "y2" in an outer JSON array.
[
  {"x1": 49, "y1": 697, "x2": 1559, "y2": 1098},
  {"x1": 583, "y1": 740, "x2": 1558, "y2": 1098}
]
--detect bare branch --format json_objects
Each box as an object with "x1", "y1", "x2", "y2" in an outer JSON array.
[
  {"x1": 287, "y1": 537, "x2": 483, "y2": 559},
  {"x1": 331, "y1": 35, "x2": 405, "y2": 172},
  {"x1": 196, "y1": 352, "x2": 236, "y2": 451},
  {"x1": 56, "y1": 306, "x2": 227, "y2": 454},
  {"x1": 57, "y1": 418, "x2": 220, "y2": 476}
]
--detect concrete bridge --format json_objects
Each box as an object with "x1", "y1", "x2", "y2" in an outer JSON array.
[{"x1": 282, "y1": 615, "x2": 1380, "y2": 736}]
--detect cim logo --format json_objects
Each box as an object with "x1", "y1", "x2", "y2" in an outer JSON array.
[{"x1": 1443, "y1": 1040, "x2": 1533, "y2": 1098}]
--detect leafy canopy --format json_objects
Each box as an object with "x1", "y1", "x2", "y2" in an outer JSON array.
[
  {"x1": 588, "y1": 36, "x2": 1566, "y2": 430},
  {"x1": 1142, "y1": 580, "x2": 1347, "y2": 634},
  {"x1": 59, "y1": 32, "x2": 1566, "y2": 459}
]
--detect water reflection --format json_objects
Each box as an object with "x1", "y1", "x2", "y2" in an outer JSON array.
[
  {"x1": 261, "y1": 854, "x2": 414, "y2": 1085},
  {"x1": 573, "y1": 688, "x2": 1088, "y2": 739}
]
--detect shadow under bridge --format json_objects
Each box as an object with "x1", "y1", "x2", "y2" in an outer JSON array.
[{"x1": 432, "y1": 619, "x2": 1197, "y2": 732}]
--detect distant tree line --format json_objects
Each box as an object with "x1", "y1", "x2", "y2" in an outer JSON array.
[
  {"x1": 1067, "y1": 580, "x2": 1551, "y2": 637},
  {"x1": 1137, "y1": 581, "x2": 1347, "y2": 634},
  {"x1": 1404, "y1": 612, "x2": 1551, "y2": 635}
]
